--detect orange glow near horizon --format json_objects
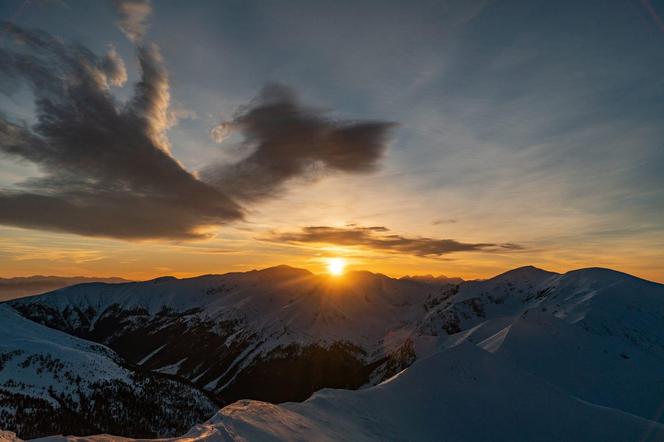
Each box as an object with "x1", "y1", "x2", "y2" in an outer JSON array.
[{"x1": 0, "y1": 227, "x2": 662, "y2": 284}]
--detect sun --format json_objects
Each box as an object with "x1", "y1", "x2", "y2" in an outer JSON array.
[{"x1": 327, "y1": 258, "x2": 346, "y2": 276}]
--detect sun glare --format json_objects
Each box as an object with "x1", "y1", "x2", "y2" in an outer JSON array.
[{"x1": 327, "y1": 258, "x2": 346, "y2": 276}]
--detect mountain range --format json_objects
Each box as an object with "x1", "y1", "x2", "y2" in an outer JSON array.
[{"x1": 1, "y1": 265, "x2": 664, "y2": 440}]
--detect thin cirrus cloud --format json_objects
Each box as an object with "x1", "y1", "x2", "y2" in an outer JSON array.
[
  {"x1": 265, "y1": 225, "x2": 523, "y2": 257},
  {"x1": 0, "y1": 16, "x2": 395, "y2": 240}
]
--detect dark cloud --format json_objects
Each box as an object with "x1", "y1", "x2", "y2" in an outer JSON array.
[
  {"x1": 0, "y1": 24, "x2": 394, "y2": 240},
  {"x1": 265, "y1": 225, "x2": 523, "y2": 257},
  {"x1": 0, "y1": 23, "x2": 242, "y2": 240},
  {"x1": 112, "y1": 0, "x2": 152, "y2": 42},
  {"x1": 203, "y1": 84, "x2": 395, "y2": 202}
]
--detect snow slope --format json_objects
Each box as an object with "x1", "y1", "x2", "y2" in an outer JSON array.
[
  {"x1": 32, "y1": 343, "x2": 664, "y2": 442},
  {"x1": 485, "y1": 310, "x2": 664, "y2": 424},
  {"x1": 0, "y1": 304, "x2": 131, "y2": 391},
  {"x1": 0, "y1": 305, "x2": 215, "y2": 439}
]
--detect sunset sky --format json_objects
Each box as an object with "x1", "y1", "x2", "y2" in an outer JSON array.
[{"x1": 0, "y1": 0, "x2": 663, "y2": 282}]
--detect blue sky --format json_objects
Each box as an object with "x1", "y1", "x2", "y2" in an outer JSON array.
[{"x1": 0, "y1": 0, "x2": 663, "y2": 281}]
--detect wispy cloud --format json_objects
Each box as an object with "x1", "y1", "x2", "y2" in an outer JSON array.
[
  {"x1": 101, "y1": 44, "x2": 127, "y2": 87},
  {"x1": 1, "y1": 242, "x2": 105, "y2": 264},
  {"x1": 112, "y1": 0, "x2": 152, "y2": 42}
]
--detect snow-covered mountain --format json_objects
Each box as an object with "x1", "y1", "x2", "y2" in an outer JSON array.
[
  {"x1": 0, "y1": 304, "x2": 215, "y2": 439},
  {"x1": 4, "y1": 264, "x2": 664, "y2": 440},
  {"x1": 9, "y1": 266, "x2": 443, "y2": 405}
]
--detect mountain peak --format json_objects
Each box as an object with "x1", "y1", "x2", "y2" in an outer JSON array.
[
  {"x1": 556, "y1": 267, "x2": 661, "y2": 289},
  {"x1": 491, "y1": 265, "x2": 559, "y2": 282},
  {"x1": 254, "y1": 265, "x2": 314, "y2": 278}
]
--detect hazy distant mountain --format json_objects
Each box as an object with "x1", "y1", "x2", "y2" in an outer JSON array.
[
  {"x1": 5, "y1": 265, "x2": 664, "y2": 440},
  {"x1": 0, "y1": 276, "x2": 129, "y2": 301}
]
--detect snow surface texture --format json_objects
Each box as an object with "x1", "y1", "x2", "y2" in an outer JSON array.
[
  {"x1": 0, "y1": 304, "x2": 131, "y2": 400},
  {"x1": 0, "y1": 305, "x2": 216, "y2": 439},
  {"x1": 5, "y1": 265, "x2": 664, "y2": 441}
]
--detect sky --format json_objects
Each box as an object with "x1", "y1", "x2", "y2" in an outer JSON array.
[{"x1": 0, "y1": 0, "x2": 663, "y2": 282}]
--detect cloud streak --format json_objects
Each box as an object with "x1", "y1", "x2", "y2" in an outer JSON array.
[
  {"x1": 0, "y1": 24, "x2": 394, "y2": 240},
  {"x1": 265, "y1": 225, "x2": 523, "y2": 257}
]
